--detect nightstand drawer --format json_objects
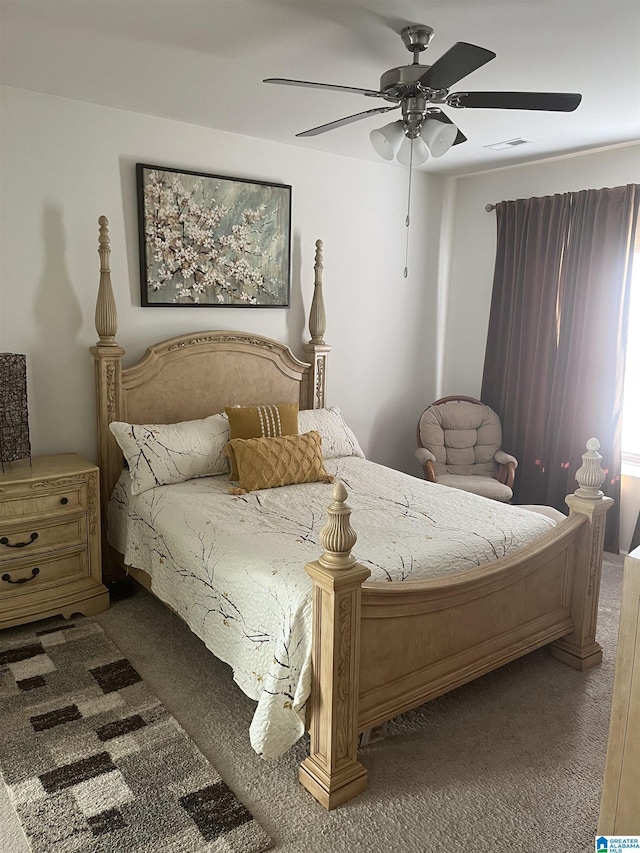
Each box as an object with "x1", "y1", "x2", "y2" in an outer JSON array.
[
  {"x1": 0, "y1": 549, "x2": 88, "y2": 598},
  {"x1": 0, "y1": 454, "x2": 107, "y2": 629},
  {"x1": 0, "y1": 515, "x2": 86, "y2": 563},
  {"x1": 0, "y1": 482, "x2": 87, "y2": 520}
]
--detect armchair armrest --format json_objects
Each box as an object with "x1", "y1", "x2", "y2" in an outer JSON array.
[
  {"x1": 494, "y1": 450, "x2": 517, "y2": 489},
  {"x1": 415, "y1": 447, "x2": 437, "y2": 483},
  {"x1": 415, "y1": 447, "x2": 436, "y2": 465},
  {"x1": 494, "y1": 450, "x2": 518, "y2": 468}
]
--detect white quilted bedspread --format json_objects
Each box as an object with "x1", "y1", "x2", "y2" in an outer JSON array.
[{"x1": 107, "y1": 457, "x2": 555, "y2": 759}]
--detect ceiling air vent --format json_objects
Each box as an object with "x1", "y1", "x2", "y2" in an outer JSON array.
[{"x1": 484, "y1": 137, "x2": 533, "y2": 150}]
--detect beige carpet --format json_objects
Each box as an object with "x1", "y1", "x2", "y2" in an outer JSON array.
[{"x1": 1, "y1": 554, "x2": 624, "y2": 853}]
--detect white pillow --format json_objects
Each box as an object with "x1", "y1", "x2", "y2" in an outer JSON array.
[
  {"x1": 110, "y1": 414, "x2": 229, "y2": 494},
  {"x1": 298, "y1": 406, "x2": 365, "y2": 459}
]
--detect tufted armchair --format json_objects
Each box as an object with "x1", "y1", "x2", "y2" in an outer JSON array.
[{"x1": 415, "y1": 396, "x2": 517, "y2": 502}]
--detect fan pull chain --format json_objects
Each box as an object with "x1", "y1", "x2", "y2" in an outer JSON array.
[{"x1": 403, "y1": 139, "x2": 414, "y2": 278}]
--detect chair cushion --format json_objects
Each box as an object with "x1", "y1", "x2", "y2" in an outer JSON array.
[
  {"x1": 436, "y1": 474, "x2": 513, "y2": 502},
  {"x1": 418, "y1": 400, "x2": 503, "y2": 478}
]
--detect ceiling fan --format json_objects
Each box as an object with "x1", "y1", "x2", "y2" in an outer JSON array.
[{"x1": 264, "y1": 24, "x2": 582, "y2": 165}]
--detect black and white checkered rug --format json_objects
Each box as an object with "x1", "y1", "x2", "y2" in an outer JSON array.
[{"x1": 0, "y1": 618, "x2": 272, "y2": 853}]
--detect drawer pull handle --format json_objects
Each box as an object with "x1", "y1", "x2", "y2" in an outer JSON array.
[
  {"x1": 0, "y1": 532, "x2": 39, "y2": 548},
  {"x1": 60, "y1": 497, "x2": 69, "y2": 505},
  {"x1": 2, "y1": 567, "x2": 40, "y2": 585}
]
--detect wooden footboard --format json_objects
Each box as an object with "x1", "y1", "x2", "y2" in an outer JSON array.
[
  {"x1": 357, "y1": 516, "x2": 581, "y2": 730},
  {"x1": 300, "y1": 442, "x2": 612, "y2": 809}
]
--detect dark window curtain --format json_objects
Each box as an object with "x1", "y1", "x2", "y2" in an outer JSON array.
[{"x1": 481, "y1": 184, "x2": 639, "y2": 552}]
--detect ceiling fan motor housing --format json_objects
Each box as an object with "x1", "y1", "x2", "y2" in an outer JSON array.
[
  {"x1": 380, "y1": 25, "x2": 444, "y2": 101},
  {"x1": 380, "y1": 64, "x2": 435, "y2": 100}
]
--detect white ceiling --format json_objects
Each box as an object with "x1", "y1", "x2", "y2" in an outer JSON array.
[{"x1": 1, "y1": 0, "x2": 639, "y2": 176}]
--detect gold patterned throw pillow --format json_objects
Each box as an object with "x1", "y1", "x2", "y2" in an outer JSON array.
[
  {"x1": 227, "y1": 431, "x2": 333, "y2": 492},
  {"x1": 225, "y1": 403, "x2": 299, "y2": 480}
]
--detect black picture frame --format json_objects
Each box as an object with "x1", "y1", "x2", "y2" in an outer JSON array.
[{"x1": 136, "y1": 163, "x2": 291, "y2": 307}]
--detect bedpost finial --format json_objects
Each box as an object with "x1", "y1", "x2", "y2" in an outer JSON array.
[
  {"x1": 95, "y1": 215, "x2": 119, "y2": 347},
  {"x1": 318, "y1": 480, "x2": 357, "y2": 570},
  {"x1": 98, "y1": 216, "x2": 110, "y2": 251},
  {"x1": 574, "y1": 437, "x2": 606, "y2": 499},
  {"x1": 308, "y1": 238, "x2": 326, "y2": 346},
  {"x1": 332, "y1": 481, "x2": 347, "y2": 503},
  {"x1": 97, "y1": 215, "x2": 111, "y2": 263}
]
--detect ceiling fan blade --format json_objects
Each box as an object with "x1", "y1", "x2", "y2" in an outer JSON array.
[
  {"x1": 264, "y1": 78, "x2": 384, "y2": 98},
  {"x1": 447, "y1": 91, "x2": 582, "y2": 111},
  {"x1": 418, "y1": 42, "x2": 496, "y2": 90},
  {"x1": 296, "y1": 105, "x2": 399, "y2": 137}
]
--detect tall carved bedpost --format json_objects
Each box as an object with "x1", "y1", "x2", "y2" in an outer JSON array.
[
  {"x1": 89, "y1": 217, "x2": 125, "y2": 580},
  {"x1": 302, "y1": 240, "x2": 332, "y2": 409},
  {"x1": 299, "y1": 482, "x2": 371, "y2": 809},
  {"x1": 551, "y1": 438, "x2": 614, "y2": 670}
]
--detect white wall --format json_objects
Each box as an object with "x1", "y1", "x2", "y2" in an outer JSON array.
[
  {"x1": 0, "y1": 86, "x2": 445, "y2": 476},
  {"x1": 442, "y1": 143, "x2": 640, "y2": 548}
]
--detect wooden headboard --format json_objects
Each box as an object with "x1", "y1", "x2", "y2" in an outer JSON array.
[{"x1": 90, "y1": 216, "x2": 331, "y2": 562}]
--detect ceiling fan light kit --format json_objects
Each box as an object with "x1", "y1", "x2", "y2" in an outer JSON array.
[
  {"x1": 370, "y1": 110, "x2": 457, "y2": 163},
  {"x1": 264, "y1": 23, "x2": 582, "y2": 164}
]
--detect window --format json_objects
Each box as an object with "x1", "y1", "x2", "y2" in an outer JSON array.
[{"x1": 622, "y1": 245, "x2": 640, "y2": 466}]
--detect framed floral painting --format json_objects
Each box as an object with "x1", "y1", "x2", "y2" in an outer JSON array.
[{"x1": 136, "y1": 163, "x2": 291, "y2": 307}]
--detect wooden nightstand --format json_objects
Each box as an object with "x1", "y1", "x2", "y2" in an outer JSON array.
[{"x1": 0, "y1": 453, "x2": 109, "y2": 629}]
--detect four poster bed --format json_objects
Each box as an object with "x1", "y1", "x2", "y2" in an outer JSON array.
[{"x1": 91, "y1": 216, "x2": 612, "y2": 809}]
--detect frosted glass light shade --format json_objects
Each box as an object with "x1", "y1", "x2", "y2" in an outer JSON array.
[
  {"x1": 397, "y1": 135, "x2": 429, "y2": 166},
  {"x1": 369, "y1": 120, "x2": 405, "y2": 160},
  {"x1": 421, "y1": 117, "x2": 457, "y2": 157}
]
